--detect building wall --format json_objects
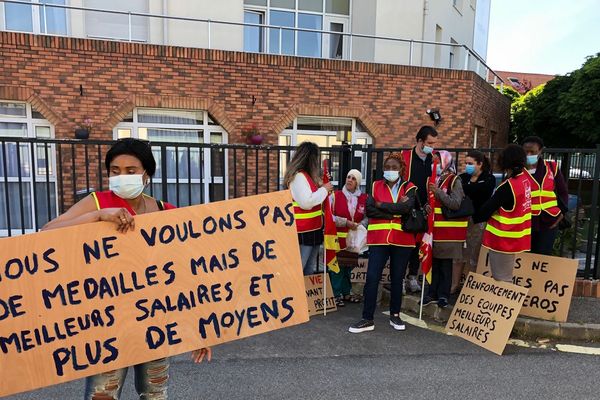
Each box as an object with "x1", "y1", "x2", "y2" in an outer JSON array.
[{"x1": 0, "y1": 31, "x2": 509, "y2": 204}]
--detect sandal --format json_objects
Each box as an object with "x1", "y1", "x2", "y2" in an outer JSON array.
[{"x1": 344, "y1": 294, "x2": 362, "y2": 303}]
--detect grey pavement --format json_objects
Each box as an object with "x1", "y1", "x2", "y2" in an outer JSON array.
[
  {"x1": 566, "y1": 297, "x2": 600, "y2": 324},
  {"x1": 5, "y1": 303, "x2": 599, "y2": 400}
]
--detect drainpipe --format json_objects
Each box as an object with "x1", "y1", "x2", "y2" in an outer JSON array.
[{"x1": 420, "y1": 0, "x2": 428, "y2": 67}]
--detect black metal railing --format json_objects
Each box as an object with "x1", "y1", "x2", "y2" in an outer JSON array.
[{"x1": 1, "y1": 137, "x2": 598, "y2": 278}]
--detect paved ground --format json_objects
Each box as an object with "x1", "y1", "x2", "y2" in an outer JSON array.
[
  {"x1": 566, "y1": 297, "x2": 600, "y2": 323},
  {"x1": 7, "y1": 303, "x2": 599, "y2": 400}
]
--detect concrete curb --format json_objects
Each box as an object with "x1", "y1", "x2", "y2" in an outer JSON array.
[{"x1": 381, "y1": 289, "x2": 600, "y2": 341}]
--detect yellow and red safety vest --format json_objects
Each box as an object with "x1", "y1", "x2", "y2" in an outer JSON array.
[
  {"x1": 332, "y1": 190, "x2": 367, "y2": 250},
  {"x1": 432, "y1": 175, "x2": 468, "y2": 242},
  {"x1": 482, "y1": 172, "x2": 532, "y2": 253},
  {"x1": 292, "y1": 171, "x2": 324, "y2": 233},
  {"x1": 367, "y1": 180, "x2": 417, "y2": 247},
  {"x1": 527, "y1": 160, "x2": 561, "y2": 217}
]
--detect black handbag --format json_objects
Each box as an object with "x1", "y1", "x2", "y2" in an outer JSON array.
[
  {"x1": 441, "y1": 177, "x2": 475, "y2": 219},
  {"x1": 401, "y1": 195, "x2": 429, "y2": 233}
]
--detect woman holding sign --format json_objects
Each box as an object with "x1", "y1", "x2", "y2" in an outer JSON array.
[
  {"x1": 474, "y1": 144, "x2": 532, "y2": 282},
  {"x1": 284, "y1": 141, "x2": 334, "y2": 275},
  {"x1": 349, "y1": 153, "x2": 416, "y2": 333},
  {"x1": 42, "y1": 138, "x2": 211, "y2": 399}
]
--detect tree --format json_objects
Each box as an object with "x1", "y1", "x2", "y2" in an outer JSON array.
[{"x1": 508, "y1": 53, "x2": 599, "y2": 148}]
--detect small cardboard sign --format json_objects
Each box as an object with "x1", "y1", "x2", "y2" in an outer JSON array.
[
  {"x1": 304, "y1": 274, "x2": 337, "y2": 316},
  {"x1": 446, "y1": 272, "x2": 528, "y2": 355},
  {"x1": 350, "y1": 258, "x2": 390, "y2": 284},
  {"x1": 0, "y1": 190, "x2": 308, "y2": 397},
  {"x1": 476, "y1": 249, "x2": 578, "y2": 322}
]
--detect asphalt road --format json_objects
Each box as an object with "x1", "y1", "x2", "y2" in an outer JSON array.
[{"x1": 6, "y1": 303, "x2": 599, "y2": 400}]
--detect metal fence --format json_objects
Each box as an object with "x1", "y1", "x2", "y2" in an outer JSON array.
[
  {"x1": 0, "y1": 0, "x2": 503, "y2": 89},
  {"x1": 1, "y1": 137, "x2": 598, "y2": 278}
]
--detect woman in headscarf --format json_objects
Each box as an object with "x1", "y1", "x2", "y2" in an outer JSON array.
[
  {"x1": 330, "y1": 169, "x2": 368, "y2": 306},
  {"x1": 422, "y1": 150, "x2": 468, "y2": 308}
]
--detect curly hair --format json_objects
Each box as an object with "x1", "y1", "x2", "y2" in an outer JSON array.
[{"x1": 384, "y1": 152, "x2": 406, "y2": 177}]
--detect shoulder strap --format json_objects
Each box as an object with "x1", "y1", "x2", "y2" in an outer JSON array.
[{"x1": 156, "y1": 199, "x2": 164, "y2": 211}]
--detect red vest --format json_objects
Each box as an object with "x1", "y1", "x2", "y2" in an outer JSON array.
[
  {"x1": 432, "y1": 175, "x2": 468, "y2": 242},
  {"x1": 482, "y1": 172, "x2": 532, "y2": 253},
  {"x1": 91, "y1": 191, "x2": 174, "y2": 213},
  {"x1": 367, "y1": 180, "x2": 417, "y2": 247},
  {"x1": 333, "y1": 190, "x2": 367, "y2": 250},
  {"x1": 292, "y1": 171, "x2": 324, "y2": 233},
  {"x1": 529, "y1": 160, "x2": 561, "y2": 217}
]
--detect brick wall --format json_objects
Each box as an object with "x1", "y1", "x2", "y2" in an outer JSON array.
[{"x1": 0, "y1": 32, "x2": 510, "y2": 206}]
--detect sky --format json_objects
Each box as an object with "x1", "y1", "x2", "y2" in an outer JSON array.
[{"x1": 486, "y1": 0, "x2": 600, "y2": 75}]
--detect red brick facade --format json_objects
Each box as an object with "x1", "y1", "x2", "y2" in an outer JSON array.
[
  {"x1": 1, "y1": 31, "x2": 509, "y2": 146},
  {"x1": 0, "y1": 32, "x2": 509, "y2": 206}
]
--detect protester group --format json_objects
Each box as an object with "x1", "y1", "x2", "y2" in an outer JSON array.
[
  {"x1": 285, "y1": 127, "x2": 568, "y2": 334},
  {"x1": 35, "y1": 129, "x2": 568, "y2": 398}
]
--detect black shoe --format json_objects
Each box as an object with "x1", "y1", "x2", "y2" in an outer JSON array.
[
  {"x1": 389, "y1": 314, "x2": 406, "y2": 331},
  {"x1": 335, "y1": 296, "x2": 345, "y2": 307},
  {"x1": 438, "y1": 298, "x2": 449, "y2": 309},
  {"x1": 349, "y1": 319, "x2": 375, "y2": 333},
  {"x1": 419, "y1": 295, "x2": 437, "y2": 306}
]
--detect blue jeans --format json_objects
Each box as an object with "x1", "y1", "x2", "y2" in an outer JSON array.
[
  {"x1": 362, "y1": 245, "x2": 412, "y2": 320},
  {"x1": 300, "y1": 244, "x2": 320, "y2": 275},
  {"x1": 84, "y1": 358, "x2": 169, "y2": 400}
]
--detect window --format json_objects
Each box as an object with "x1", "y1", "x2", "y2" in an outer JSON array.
[
  {"x1": 0, "y1": 101, "x2": 57, "y2": 236},
  {"x1": 3, "y1": 0, "x2": 67, "y2": 35},
  {"x1": 244, "y1": 0, "x2": 350, "y2": 58},
  {"x1": 244, "y1": 10, "x2": 265, "y2": 52},
  {"x1": 114, "y1": 108, "x2": 228, "y2": 205},
  {"x1": 279, "y1": 116, "x2": 372, "y2": 189},
  {"x1": 84, "y1": 0, "x2": 148, "y2": 42},
  {"x1": 450, "y1": 38, "x2": 458, "y2": 69}
]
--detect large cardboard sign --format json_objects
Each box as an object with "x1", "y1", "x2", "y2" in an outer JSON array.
[
  {"x1": 304, "y1": 274, "x2": 337, "y2": 316},
  {"x1": 0, "y1": 191, "x2": 308, "y2": 397},
  {"x1": 350, "y1": 258, "x2": 390, "y2": 284},
  {"x1": 446, "y1": 273, "x2": 528, "y2": 355},
  {"x1": 476, "y1": 249, "x2": 578, "y2": 322}
]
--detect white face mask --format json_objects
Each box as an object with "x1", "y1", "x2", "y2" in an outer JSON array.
[
  {"x1": 383, "y1": 170, "x2": 400, "y2": 182},
  {"x1": 109, "y1": 173, "x2": 146, "y2": 199}
]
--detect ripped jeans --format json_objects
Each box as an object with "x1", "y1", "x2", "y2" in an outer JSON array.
[{"x1": 84, "y1": 358, "x2": 169, "y2": 400}]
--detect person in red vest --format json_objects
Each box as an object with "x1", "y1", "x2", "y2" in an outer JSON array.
[
  {"x1": 474, "y1": 144, "x2": 532, "y2": 282},
  {"x1": 284, "y1": 141, "x2": 333, "y2": 275},
  {"x1": 420, "y1": 151, "x2": 467, "y2": 308},
  {"x1": 401, "y1": 125, "x2": 439, "y2": 293},
  {"x1": 330, "y1": 169, "x2": 368, "y2": 306},
  {"x1": 523, "y1": 136, "x2": 569, "y2": 255},
  {"x1": 42, "y1": 138, "x2": 211, "y2": 399},
  {"x1": 349, "y1": 153, "x2": 417, "y2": 333}
]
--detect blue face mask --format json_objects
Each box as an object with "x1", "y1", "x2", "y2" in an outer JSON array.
[
  {"x1": 422, "y1": 145, "x2": 434, "y2": 155},
  {"x1": 465, "y1": 164, "x2": 476, "y2": 175},
  {"x1": 383, "y1": 170, "x2": 400, "y2": 182},
  {"x1": 526, "y1": 155, "x2": 539, "y2": 166}
]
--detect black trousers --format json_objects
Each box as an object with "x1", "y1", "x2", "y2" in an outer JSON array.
[{"x1": 427, "y1": 258, "x2": 453, "y2": 300}]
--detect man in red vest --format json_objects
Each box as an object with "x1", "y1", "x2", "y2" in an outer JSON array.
[
  {"x1": 401, "y1": 125, "x2": 439, "y2": 293},
  {"x1": 522, "y1": 136, "x2": 569, "y2": 255}
]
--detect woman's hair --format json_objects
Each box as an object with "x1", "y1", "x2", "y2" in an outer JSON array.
[
  {"x1": 105, "y1": 138, "x2": 156, "y2": 176},
  {"x1": 384, "y1": 152, "x2": 406, "y2": 177},
  {"x1": 498, "y1": 144, "x2": 526, "y2": 175},
  {"x1": 283, "y1": 141, "x2": 321, "y2": 188},
  {"x1": 467, "y1": 150, "x2": 491, "y2": 173}
]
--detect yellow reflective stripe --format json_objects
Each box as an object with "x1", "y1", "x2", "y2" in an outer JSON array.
[
  {"x1": 367, "y1": 223, "x2": 403, "y2": 231},
  {"x1": 294, "y1": 210, "x2": 323, "y2": 219},
  {"x1": 540, "y1": 190, "x2": 557, "y2": 197},
  {"x1": 531, "y1": 204, "x2": 542, "y2": 210},
  {"x1": 491, "y1": 213, "x2": 531, "y2": 225},
  {"x1": 486, "y1": 224, "x2": 531, "y2": 238},
  {"x1": 434, "y1": 221, "x2": 468, "y2": 228},
  {"x1": 91, "y1": 192, "x2": 100, "y2": 210},
  {"x1": 338, "y1": 232, "x2": 348, "y2": 238},
  {"x1": 434, "y1": 208, "x2": 443, "y2": 214},
  {"x1": 540, "y1": 200, "x2": 558, "y2": 209}
]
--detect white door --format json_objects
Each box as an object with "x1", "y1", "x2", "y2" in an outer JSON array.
[{"x1": 322, "y1": 17, "x2": 348, "y2": 60}]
